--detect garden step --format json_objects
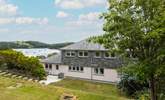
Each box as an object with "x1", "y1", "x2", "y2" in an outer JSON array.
[
  {"x1": 28, "y1": 79, "x2": 33, "y2": 81},
  {"x1": 4, "y1": 73, "x2": 12, "y2": 76},
  {"x1": 22, "y1": 77, "x2": 28, "y2": 80},
  {"x1": 17, "y1": 76, "x2": 23, "y2": 79},
  {"x1": 0, "y1": 72, "x2": 8, "y2": 75},
  {"x1": 11, "y1": 75, "x2": 18, "y2": 78}
]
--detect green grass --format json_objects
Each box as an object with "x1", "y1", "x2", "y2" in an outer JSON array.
[
  {"x1": 52, "y1": 78, "x2": 128, "y2": 99},
  {"x1": 0, "y1": 76, "x2": 130, "y2": 100}
]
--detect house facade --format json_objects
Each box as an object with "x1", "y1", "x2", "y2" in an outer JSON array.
[{"x1": 41, "y1": 40, "x2": 122, "y2": 83}]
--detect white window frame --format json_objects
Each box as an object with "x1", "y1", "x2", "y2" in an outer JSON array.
[
  {"x1": 78, "y1": 51, "x2": 88, "y2": 57},
  {"x1": 104, "y1": 52, "x2": 116, "y2": 58},
  {"x1": 68, "y1": 66, "x2": 84, "y2": 72},
  {"x1": 65, "y1": 51, "x2": 75, "y2": 57},
  {"x1": 93, "y1": 67, "x2": 104, "y2": 76}
]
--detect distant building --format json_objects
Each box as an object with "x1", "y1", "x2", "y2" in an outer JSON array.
[{"x1": 41, "y1": 40, "x2": 122, "y2": 83}]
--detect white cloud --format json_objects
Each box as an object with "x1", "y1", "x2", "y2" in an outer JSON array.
[
  {"x1": 67, "y1": 12, "x2": 102, "y2": 26},
  {"x1": 55, "y1": 0, "x2": 106, "y2": 9},
  {"x1": 0, "y1": 0, "x2": 18, "y2": 16},
  {"x1": 0, "y1": 18, "x2": 14, "y2": 24},
  {"x1": 0, "y1": 28, "x2": 9, "y2": 33},
  {"x1": 0, "y1": 17, "x2": 49, "y2": 25},
  {"x1": 79, "y1": 12, "x2": 100, "y2": 21},
  {"x1": 56, "y1": 11, "x2": 69, "y2": 18}
]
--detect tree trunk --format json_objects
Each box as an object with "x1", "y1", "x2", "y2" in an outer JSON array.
[{"x1": 149, "y1": 77, "x2": 157, "y2": 100}]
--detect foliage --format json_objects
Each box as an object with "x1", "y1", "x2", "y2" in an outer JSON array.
[
  {"x1": 117, "y1": 72, "x2": 149, "y2": 97},
  {"x1": 90, "y1": 0, "x2": 165, "y2": 99},
  {"x1": 0, "y1": 50, "x2": 46, "y2": 79}
]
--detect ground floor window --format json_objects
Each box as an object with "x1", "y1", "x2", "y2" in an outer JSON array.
[
  {"x1": 45, "y1": 63, "x2": 52, "y2": 70},
  {"x1": 69, "y1": 66, "x2": 84, "y2": 72},
  {"x1": 94, "y1": 67, "x2": 104, "y2": 75},
  {"x1": 56, "y1": 65, "x2": 59, "y2": 70}
]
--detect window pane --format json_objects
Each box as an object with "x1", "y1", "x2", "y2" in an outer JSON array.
[
  {"x1": 94, "y1": 68, "x2": 98, "y2": 74},
  {"x1": 69, "y1": 66, "x2": 72, "y2": 70},
  {"x1": 45, "y1": 64, "x2": 48, "y2": 69},
  {"x1": 73, "y1": 66, "x2": 75, "y2": 70},
  {"x1": 105, "y1": 52, "x2": 110, "y2": 57},
  {"x1": 66, "y1": 52, "x2": 70, "y2": 56},
  {"x1": 100, "y1": 68, "x2": 104, "y2": 75},
  {"x1": 79, "y1": 52, "x2": 83, "y2": 56},
  {"x1": 111, "y1": 53, "x2": 115, "y2": 57},
  {"x1": 56, "y1": 65, "x2": 59, "y2": 70},
  {"x1": 76, "y1": 66, "x2": 79, "y2": 71},
  {"x1": 95, "y1": 52, "x2": 100, "y2": 57},
  {"x1": 80, "y1": 67, "x2": 84, "y2": 72},
  {"x1": 84, "y1": 52, "x2": 88, "y2": 56},
  {"x1": 71, "y1": 52, "x2": 75, "y2": 56},
  {"x1": 49, "y1": 64, "x2": 52, "y2": 69}
]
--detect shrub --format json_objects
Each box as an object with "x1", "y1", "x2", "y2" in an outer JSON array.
[
  {"x1": 117, "y1": 74, "x2": 149, "y2": 97},
  {"x1": 0, "y1": 50, "x2": 46, "y2": 79}
]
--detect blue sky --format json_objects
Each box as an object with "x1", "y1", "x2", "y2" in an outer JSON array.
[{"x1": 0, "y1": 0, "x2": 107, "y2": 43}]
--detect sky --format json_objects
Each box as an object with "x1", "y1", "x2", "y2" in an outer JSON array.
[{"x1": 0, "y1": 0, "x2": 108, "y2": 43}]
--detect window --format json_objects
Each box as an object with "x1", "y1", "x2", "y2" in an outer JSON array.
[
  {"x1": 45, "y1": 64, "x2": 48, "y2": 69},
  {"x1": 79, "y1": 52, "x2": 83, "y2": 56},
  {"x1": 111, "y1": 52, "x2": 115, "y2": 57},
  {"x1": 69, "y1": 66, "x2": 72, "y2": 70},
  {"x1": 80, "y1": 67, "x2": 84, "y2": 72},
  {"x1": 49, "y1": 64, "x2": 52, "y2": 69},
  {"x1": 73, "y1": 66, "x2": 75, "y2": 70},
  {"x1": 104, "y1": 52, "x2": 115, "y2": 58},
  {"x1": 66, "y1": 51, "x2": 75, "y2": 57},
  {"x1": 71, "y1": 52, "x2": 75, "y2": 56},
  {"x1": 56, "y1": 65, "x2": 59, "y2": 70},
  {"x1": 68, "y1": 66, "x2": 84, "y2": 72},
  {"x1": 104, "y1": 52, "x2": 110, "y2": 58},
  {"x1": 94, "y1": 68, "x2": 99, "y2": 74},
  {"x1": 84, "y1": 52, "x2": 88, "y2": 56},
  {"x1": 95, "y1": 52, "x2": 101, "y2": 58},
  {"x1": 78, "y1": 51, "x2": 88, "y2": 57},
  {"x1": 100, "y1": 68, "x2": 104, "y2": 75},
  {"x1": 76, "y1": 66, "x2": 79, "y2": 71},
  {"x1": 94, "y1": 68, "x2": 104, "y2": 75},
  {"x1": 45, "y1": 64, "x2": 52, "y2": 70}
]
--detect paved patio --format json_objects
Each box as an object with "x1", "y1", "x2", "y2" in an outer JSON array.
[{"x1": 39, "y1": 75, "x2": 62, "y2": 85}]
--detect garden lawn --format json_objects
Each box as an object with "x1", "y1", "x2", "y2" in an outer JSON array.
[
  {"x1": 52, "y1": 78, "x2": 129, "y2": 99},
  {"x1": 0, "y1": 76, "x2": 130, "y2": 100}
]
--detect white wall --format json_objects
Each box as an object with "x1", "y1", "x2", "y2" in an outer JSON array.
[
  {"x1": 43, "y1": 64, "x2": 120, "y2": 82},
  {"x1": 92, "y1": 68, "x2": 120, "y2": 82}
]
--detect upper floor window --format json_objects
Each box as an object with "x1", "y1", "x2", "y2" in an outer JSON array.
[
  {"x1": 66, "y1": 51, "x2": 75, "y2": 57},
  {"x1": 94, "y1": 67, "x2": 104, "y2": 75},
  {"x1": 104, "y1": 52, "x2": 115, "y2": 58},
  {"x1": 95, "y1": 52, "x2": 101, "y2": 58},
  {"x1": 78, "y1": 51, "x2": 88, "y2": 57}
]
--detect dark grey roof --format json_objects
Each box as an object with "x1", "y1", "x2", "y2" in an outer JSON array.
[
  {"x1": 41, "y1": 54, "x2": 62, "y2": 64},
  {"x1": 60, "y1": 40, "x2": 108, "y2": 51}
]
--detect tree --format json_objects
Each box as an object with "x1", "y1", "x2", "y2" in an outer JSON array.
[
  {"x1": 0, "y1": 50, "x2": 46, "y2": 79},
  {"x1": 90, "y1": 0, "x2": 165, "y2": 100}
]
